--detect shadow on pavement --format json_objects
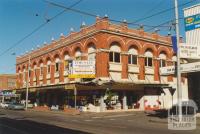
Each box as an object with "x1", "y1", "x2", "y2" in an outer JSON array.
[
  {"x1": 145, "y1": 109, "x2": 168, "y2": 119},
  {"x1": 0, "y1": 117, "x2": 91, "y2": 134}
]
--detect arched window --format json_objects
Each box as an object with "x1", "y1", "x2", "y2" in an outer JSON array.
[
  {"x1": 22, "y1": 67, "x2": 26, "y2": 81},
  {"x1": 64, "y1": 54, "x2": 70, "y2": 70},
  {"x1": 55, "y1": 58, "x2": 60, "y2": 72},
  {"x1": 109, "y1": 42, "x2": 121, "y2": 63},
  {"x1": 128, "y1": 47, "x2": 138, "y2": 65},
  {"x1": 33, "y1": 64, "x2": 37, "y2": 81},
  {"x1": 47, "y1": 60, "x2": 51, "y2": 74},
  {"x1": 172, "y1": 56, "x2": 177, "y2": 66},
  {"x1": 88, "y1": 44, "x2": 96, "y2": 60},
  {"x1": 145, "y1": 50, "x2": 153, "y2": 67},
  {"x1": 75, "y1": 48, "x2": 82, "y2": 60},
  {"x1": 40, "y1": 63, "x2": 44, "y2": 75},
  {"x1": 159, "y1": 53, "x2": 167, "y2": 67}
]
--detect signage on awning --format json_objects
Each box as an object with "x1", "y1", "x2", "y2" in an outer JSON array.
[{"x1": 160, "y1": 62, "x2": 200, "y2": 75}]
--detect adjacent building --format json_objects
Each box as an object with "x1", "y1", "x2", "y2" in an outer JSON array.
[
  {"x1": 16, "y1": 16, "x2": 189, "y2": 112},
  {"x1": 0, "y1": 74, "x2": 16, "y2": 90},
  {"x1": 183, "y1": 4, "x2": 200, "y2": 110}
]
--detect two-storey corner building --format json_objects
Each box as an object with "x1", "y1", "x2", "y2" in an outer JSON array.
[{"x1": 16, "y1": 16, "x2": 189, "y2": 112}]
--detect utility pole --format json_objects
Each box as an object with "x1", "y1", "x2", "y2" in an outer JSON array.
[
  {"x1": 25, "y1": 55, "x2": 31, "y2": 110},
  {"x1": 174, "y1": 0, "x2": 182, "y2": 121}
]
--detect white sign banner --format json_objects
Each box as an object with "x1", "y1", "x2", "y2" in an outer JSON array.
[
  {"x1": 180, "y1": 43, "x2": 200, "y2": 59},
  {"x1": 69, "y1": 60, "x2": 95, "y2": 78},
  {"x1": 160, "y1": 62, "x2": 200, "y2": 75}
]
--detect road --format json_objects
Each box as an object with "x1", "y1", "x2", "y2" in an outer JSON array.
[{"x1": 0, "y1": 109, "x2": 199, "y2": 134}]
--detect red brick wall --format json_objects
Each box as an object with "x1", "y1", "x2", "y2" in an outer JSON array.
[{"x1": 16, "y1": 17, "x2": 174, "y2": 88}]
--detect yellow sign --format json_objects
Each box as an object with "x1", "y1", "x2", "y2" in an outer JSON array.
[{"x1": 68, "y1": 74, "x2": 95, "y2": 78}]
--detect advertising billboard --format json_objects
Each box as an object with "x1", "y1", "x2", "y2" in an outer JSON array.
[
  {"x1": 68, "y1": 60, "x2": 95, "y2": 78},
  {"x1": 184, "y1": 13, "x2": 200, "y2": 31}
]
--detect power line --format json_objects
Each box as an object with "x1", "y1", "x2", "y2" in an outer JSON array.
[
  {"x1": 145, "y1": 17, "x2": 184, "y2": 32},
  {"x1": 140, "y1": 0, "x2": 166, "y2": 19},
  {"x1": 0, "y1": 0, "x2": 83, "y2": 57},
  {"x1": 45, "y1": 0, "x2": 197, "y2": 29},
  {"x1": 129, "y1": 0, "x2": 197, "y2": 24},
  {"x1": 45, "y1": 0, "x2": 170, "y2": 28}
]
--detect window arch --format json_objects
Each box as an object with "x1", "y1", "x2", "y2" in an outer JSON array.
[
  {"x1": 172, "y1": 56, "x2": 177, "y2": 66},
  {"x1": 144, "y1": 49, "x2": 153, "y2": 67},
  {"x1": 40, "y1": 63, "x2": 44, "y2": 76},
  {"x1": 87, "y1": 44, "x2": 96, "y2": 60},
  {"x1": 64, "y1": 54, "x2": 70, "y2": 70},
  {"x1": 55, "y1": 57, "x2": 60, "y2": 72},
  {"x1": 47, "y1": 60, "x2": 51, "y2": 74},
  {"x1": 75, "y1": 48, "x2": 82, "y2": 60},
  {"x1": 159, "y1": 53, "x2": 167, "y2": 67},
  {"x1": 109, "y1": 42, "x2": 121, "y2": 63},
  {"x1": 128, "y1": 47, "x2": 138, "y2": 65}
]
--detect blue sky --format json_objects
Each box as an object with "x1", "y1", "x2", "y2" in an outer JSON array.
[{"x1": 0, "y1": 0, "x2": 199, "y2": 74}]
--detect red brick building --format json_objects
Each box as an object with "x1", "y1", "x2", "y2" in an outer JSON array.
[{"x1": 16, "y1": 17, "x2": 188, "y2": 112}]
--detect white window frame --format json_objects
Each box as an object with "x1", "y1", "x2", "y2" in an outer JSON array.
[{"x1": 144, "y1": 51, "x2": 153, "y2": 67}]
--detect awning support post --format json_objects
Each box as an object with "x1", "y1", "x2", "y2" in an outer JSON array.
[{"x1": 123, "y1": 91, "x2": 128, "y2": 110}]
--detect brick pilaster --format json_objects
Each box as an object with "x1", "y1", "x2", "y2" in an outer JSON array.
[
  {"x1": 59, "y1": 61, "x2": 64, "y2": 83},
  {"x1": 51, "y1": 64, "x2": 55, "y2": 84},
  {"x1": 121, "y1": 53, "x2": 128, "y2": 79},
  {"x1": 154, "y1": 58, "x2": 160, "y2": 81},
  {"x1": 138, "y1": 56, "x2": 145, "y2": 80}
]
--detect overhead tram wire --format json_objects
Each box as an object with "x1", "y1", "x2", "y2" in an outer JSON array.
[
  {"x1": 128, "y1": 0, "x2": 197, "y2": 24},
  {"x1": 45, "y1": 0, "x2": 197, "y2": 29},
  {"x1": 0, "y1": 0, "x2": 83, "y2": 57},
  {"x1": 45, "y1": 1, "x2": 170, "y2": 28},
  {"x1": 145, "y1": 17, "x2": 184, "y2": 32},
  {"x1": 139, "y1": 0, "x2": 166, "y2": 20}
]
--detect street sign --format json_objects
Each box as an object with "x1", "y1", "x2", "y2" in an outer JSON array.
[
  {"x1": 160, "y1": 62, "x2": 200, "y2": 75},
  {"x1": 160, "y1": 66, "x2": 175, "y2": 75},
  {"x1": 180, "y1": 43, "x2": 200, "y2": 59}
]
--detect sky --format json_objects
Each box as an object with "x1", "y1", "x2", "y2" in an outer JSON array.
[{"x1": 0, "y1": 0, "x2": 200, "y2": 74}]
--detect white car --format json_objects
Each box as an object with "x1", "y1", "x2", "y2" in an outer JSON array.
[{"x1": 0, "y1": 102, "x2": 11, "y2": 108}]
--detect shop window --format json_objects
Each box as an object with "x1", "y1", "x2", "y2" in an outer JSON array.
[{"x1": 128, "y1": 55, "x2": 138, "y2": 65}]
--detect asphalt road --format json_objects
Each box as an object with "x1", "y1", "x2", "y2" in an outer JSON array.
[{"x1": 0, "y1": 109, "x2": 199, "y2": 134}]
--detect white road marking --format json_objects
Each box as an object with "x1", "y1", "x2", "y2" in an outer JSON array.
[
  {"x1": 103, "y1": 114, "x2": 134, "y2": 118},
  {"x1": 92, "y1": 116, "x2": 102, "y2": 119},
  {"x1": 84, "y1": 120, "x2": 93, "y2": 122}
]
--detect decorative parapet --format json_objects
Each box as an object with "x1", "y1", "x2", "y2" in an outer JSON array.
[{"x1": 16, "y1": 17, "x2": 171, "y2": 64}]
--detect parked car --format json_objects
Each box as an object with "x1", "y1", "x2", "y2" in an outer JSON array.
[
  {"x1": 0, "y1": 102, "x2": 11, "y2": 109},
  {"x1": 146, "y1": 100, "x2": 197, "y2": 118},
  {"x1": 7, "y1": 102, "x2": 25, "y2": 110}
]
